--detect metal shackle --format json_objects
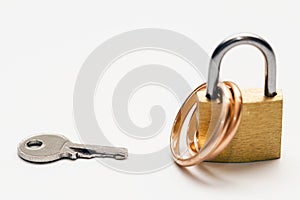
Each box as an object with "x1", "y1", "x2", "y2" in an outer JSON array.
[{"x1": 206, "y1": 33, "x2": 277, "y2": 100}]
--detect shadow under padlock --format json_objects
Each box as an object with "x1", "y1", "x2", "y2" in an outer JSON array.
[{"x1": 187, "y1": 33, "x2": 283, "y2": 163}]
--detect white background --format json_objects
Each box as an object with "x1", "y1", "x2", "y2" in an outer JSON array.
[{"x1": 1, "y1": 0, "x2": 299, "y2": 199}]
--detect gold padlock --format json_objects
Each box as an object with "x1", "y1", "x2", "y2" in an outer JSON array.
[{"x1": 190, "y1": 33, "x2": 283, "y2": 163}]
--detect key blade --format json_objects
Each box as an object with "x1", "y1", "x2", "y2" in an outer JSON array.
[{"x1": 66, "y1": 143, "x2": 128, "y2": 160}]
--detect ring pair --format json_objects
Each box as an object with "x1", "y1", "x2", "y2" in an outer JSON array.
[{"x1": 170, "y1": 81, "x2": 243, "y2": 166}]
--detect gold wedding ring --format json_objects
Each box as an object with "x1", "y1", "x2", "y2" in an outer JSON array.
[{"x1": 170, "y1": 81, "x2": 242, "y2": 166}]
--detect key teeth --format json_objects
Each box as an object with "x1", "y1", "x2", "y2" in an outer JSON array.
[
  {"x1": 114, "y1": 149, "x2": 128, "y2": 160},
  {"x1": 64, "y1": 145, "x2": 128, "y2": 160},
  {"x1": 114, "y1": 155, "x2": 125, "y2": 160},
  {"x1": 66, "y1": 151, "x2": 78, "y2": 160},
  {"x1": 72, "y1": 152, "x2": 79, "y2": 160}
]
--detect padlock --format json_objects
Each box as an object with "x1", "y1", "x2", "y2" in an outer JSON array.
[{"x1": 189, "y1": 33, "x2": 283, "y2": 163}]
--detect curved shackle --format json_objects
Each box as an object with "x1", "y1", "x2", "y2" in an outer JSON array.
[{"x1": 206, "y1": 33, "x2": 277, "y2": 100}]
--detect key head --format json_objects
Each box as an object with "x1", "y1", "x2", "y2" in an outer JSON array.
[{"x1": 18, "y1": 134, "x2": 70, "y2": 163}]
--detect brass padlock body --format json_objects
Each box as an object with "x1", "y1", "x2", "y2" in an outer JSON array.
[{"x1": 196, "y1": 88, "x2": 282, "y2": 162}]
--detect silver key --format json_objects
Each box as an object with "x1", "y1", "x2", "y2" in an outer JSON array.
[{"x1": 18, "y1": 134, "x2": 128, "y2": 163}]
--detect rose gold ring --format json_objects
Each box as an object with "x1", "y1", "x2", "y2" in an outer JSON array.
[
  {"x1": 170, "y1": 82, "x2": 233, "y2": 166},
  {"x1": 186, "y1": 81, "x2": 243, "y2": 161}
]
